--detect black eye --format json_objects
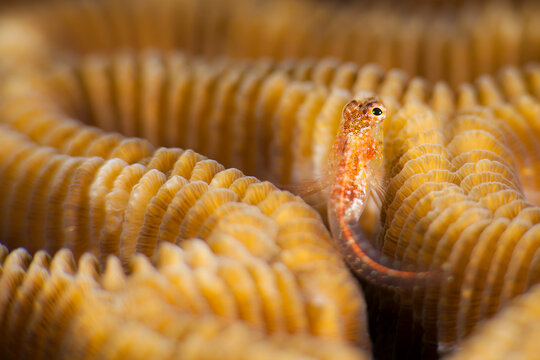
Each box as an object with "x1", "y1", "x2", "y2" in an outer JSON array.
[{"x1": 372, "y1": 107, "x2": 383, "y2": 116}]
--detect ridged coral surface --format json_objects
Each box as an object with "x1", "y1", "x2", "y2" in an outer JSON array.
[
  {"x1": 448, "y1": 282, "x2": 540, "y2": 360},
  {"x1": 0, "y1": 245, "x2": 367, "y2": 359},
  {"x1": 0, "y1": 0, "x2": 539, "y2": 359}
]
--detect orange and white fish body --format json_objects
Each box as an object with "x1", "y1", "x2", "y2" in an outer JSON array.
[{"x1": 327, "y1": 98, "x2": 437, "y2": 288}]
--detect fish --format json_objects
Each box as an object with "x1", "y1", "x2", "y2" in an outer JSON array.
[{"x1": 327, "y1": 97, "x2": 439, "y2": 288}]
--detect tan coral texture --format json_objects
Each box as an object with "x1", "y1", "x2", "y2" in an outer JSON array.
[
  {"x1": 0, "y1": 0, "x2": 539, "y2": 359},
  {"x1": 448, "y1": 282, "x2": 540, "y2": 360}
]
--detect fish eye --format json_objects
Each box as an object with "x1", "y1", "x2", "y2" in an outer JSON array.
[{"x1": 372, "y1": 107, "x2": 383, "y2": 116}]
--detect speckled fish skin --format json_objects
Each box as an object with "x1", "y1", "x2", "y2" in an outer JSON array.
[{"x1": 328, "y1": 97, "x2": 439, "y2": 288}]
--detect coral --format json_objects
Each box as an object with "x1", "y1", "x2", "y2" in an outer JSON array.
[
  {"x1": 0, "y1": 0, "x2": 539, "y2": 359},
  {"x1": 7, "y1": 0, "x2": 540, "y2": 87},
  {"x1": 0, "y1": 111, "x2": 370, "y2": 356},
  {"x1": 376, "y1": 83, "x2": 540, "y2": 355},
  {"x1": 448, "y1": 282, "x2": 540, "y2": 360},
  {"x1": 0, "y1": 245, "x2": 368, "y2": 359}
]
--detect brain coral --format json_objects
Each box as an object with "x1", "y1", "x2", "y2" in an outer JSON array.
[
  {"x1": 0, "y1": 245, "x2": 367, "y2": 359},
  {"x1": 0, "y1": 0, "x2": 539, "y2": 359},
  {"x1": 447, "y1": 282, "x2": 540, "y2": 360}
]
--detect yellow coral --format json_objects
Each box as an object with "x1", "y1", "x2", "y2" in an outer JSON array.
[
  {"x1": 448, "y1": 282, "x2": 540, "y2": 360},
  {"x1": 5, "y1": 0, "x2": 539, "y2": 86},
  {"x1": 0, "y1": 245, "x2": 368, "y2": 359},
  {"x1": 0, "y1": 0, "x2": 540, "y2": 359}
]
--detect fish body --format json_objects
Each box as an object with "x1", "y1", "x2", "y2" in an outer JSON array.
[{"x1": 328, "y1": 98, "x2": 437, "y2": 288}]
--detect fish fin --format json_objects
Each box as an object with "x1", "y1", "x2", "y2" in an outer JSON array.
[
  {"x1": 367, "y1": 166, "x2": 388, "y2": 208},
  {"x1": 277, "y1": 175, "x2": 331, "y2": 199}
]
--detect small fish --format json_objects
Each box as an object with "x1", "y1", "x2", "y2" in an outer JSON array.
[{"x1": 327, "y1": 97, "x2": 438, "y2": 288}]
